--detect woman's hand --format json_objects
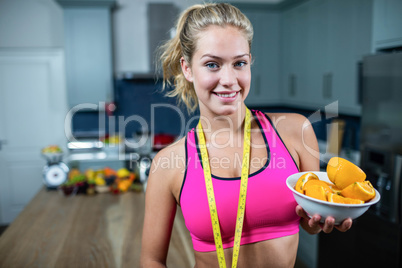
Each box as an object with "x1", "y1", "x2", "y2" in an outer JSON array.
[{"x1": 296, "y1": 205, "x2": 353, "y2": 234}]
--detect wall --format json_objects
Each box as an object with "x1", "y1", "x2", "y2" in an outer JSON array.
[
  {"x1": 112, "y1": 0, "x2": 284, "y2": 75},
  {"x1": 112, "y1": 0, "x2": 198, "y2": 75},
  {"x1": 0, "y1": 0, "x2": 64, "y2": 48}
]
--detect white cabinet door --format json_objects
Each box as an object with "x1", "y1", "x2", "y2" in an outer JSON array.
[
  {"x1": 327, "y1": 0, "x2": 372, "y2": 115},
  {"x1": 372, "y1": 0, "x2": 402, "y2": 50},
  {"x1": 281, "y1": 8, "x2": 297, "y2": 102},
  {"x1": 0, "y1": 49, "x2": 68, "y2": 224},
  {"x1": 305, "y1": 0, "x2": 330, "y2": 109},
  {"x1": 283, "y1": 0, "x2": 332, "y2": 111},
  {"x1": 282, "y1": 2, "x2": 315, "y2": 107},
  {"x1": 281, "y1": 0, "x2": 372, "y2": 115},
  {"x1": 243, "y1": 9, "x2": 281, "y2": 106},
  {"x1": 64, "y1": 8, "x2": 113, "y2": 108}
]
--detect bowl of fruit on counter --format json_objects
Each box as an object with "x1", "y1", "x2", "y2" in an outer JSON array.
[
  {"x1": 59, "y1": 167, "x2": 143, "y2": 196},
  {"x1": 286, "y1": 157, "x2": 380, "y2": 224},
  {"x1": 41, "y1": 145, "x2": 64, "y2": 163}
]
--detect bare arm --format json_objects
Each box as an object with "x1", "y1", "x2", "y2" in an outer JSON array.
[
  {"x1": 140, "y1": 148, "x2": 180, "y2": 267},
  {"x1": 273, "y1": 113, "x2": 352, "y2": 234},
  {"x1": 290, "y1": 114, "x2": 352, "y2": 234}
]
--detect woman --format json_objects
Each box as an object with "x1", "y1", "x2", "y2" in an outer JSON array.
[{"x1": 140, "y1": 3, "x2": 352, "y2": 267}]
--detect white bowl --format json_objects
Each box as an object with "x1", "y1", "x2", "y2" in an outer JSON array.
[
  {"x1": 286, "y1": 171, "x2": 381, "y2": 224},
  {"x1": 41, "y1": 152, "x2": 64, "y2": 163}
]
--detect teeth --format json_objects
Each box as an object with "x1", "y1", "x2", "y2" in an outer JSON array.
[{"x1": 216, "y1": 92, "x2": 236, "y2": 98}]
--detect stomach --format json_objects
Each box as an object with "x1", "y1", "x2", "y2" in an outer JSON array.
[{"x1": 193, "y1": 233, "x2": 299, "y2": 268}]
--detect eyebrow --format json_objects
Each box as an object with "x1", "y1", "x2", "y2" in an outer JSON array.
[{"x1": 200, "y1": 53, "x2": 250, "y2": 60}]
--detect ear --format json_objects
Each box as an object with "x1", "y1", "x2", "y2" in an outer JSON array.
[{"x1": 180, "y1": 57, "x2": 193, "y2": 82}]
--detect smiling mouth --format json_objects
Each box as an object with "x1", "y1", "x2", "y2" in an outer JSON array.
[{"x1": 214, "y1": 92, "x2": 238, "y2": 98}]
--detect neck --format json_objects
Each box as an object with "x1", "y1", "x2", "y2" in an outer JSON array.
[{"x1": 198, "y1": 105, "x2": 248, "y2": 145}]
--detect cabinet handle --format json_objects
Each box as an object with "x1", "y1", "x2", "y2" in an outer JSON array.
[
  {"x1": 323, "y1": 72, "x2": 332, "y2": 99},
  {"x1": 289, "y1": 74, "x2": 297, "y2": 97},
  {"x1": 357, "y1": 61, "x2": 363, "y2": 105}
]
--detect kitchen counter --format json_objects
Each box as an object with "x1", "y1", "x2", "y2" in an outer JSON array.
[{"x1": 0, "y1": 188, "x2": 194, "y2": 267}]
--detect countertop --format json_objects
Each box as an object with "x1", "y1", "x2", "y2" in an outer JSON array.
[{"x1": 0, "y1": 188, "x2": 194, "y2": 268}]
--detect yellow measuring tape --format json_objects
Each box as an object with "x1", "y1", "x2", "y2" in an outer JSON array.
[{"x1": 197, "y1": 108, "x2": 251, "y2": 268}]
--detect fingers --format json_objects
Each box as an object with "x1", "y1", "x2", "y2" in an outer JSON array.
[
  {"x1": 296, "y1": 205, "x2": 321, "y2": 227},
  {"x1": 296, "y1": 204, "x2": 325, "y2": 230},
  {"x1": 321, "y1": 216, "x2": 335, "y2": 233},
  {"x1": 317, "y1": 216, "x2": 352, "y2": 233},
  {"x1": 335, "y1": 218, "x2": 353, "y2": 232},
  {"x1": 308, "y1": 214, "x2": 322, "y2": 228},
  {"x1": 295, "y1": 205, "x2": 308, "y2": 218},
  {"x1": 296, "y1": 205, "x2": 353, "y2": 234}
]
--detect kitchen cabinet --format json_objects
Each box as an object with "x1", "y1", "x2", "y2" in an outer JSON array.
[
  {"x1": 372, "y1": 0, "x2": 402, "y2": 51},
  {"x1": 281, "y1": 2, "x2": 321, "y2": 107},
  {"x1": 242, "y1": 8, "x2": 281, "y2": 106},
  {"x1": 326, "y1": 0, "x2": 372, "y2": 115},
  {"x1": 281, "y1": 0, "x2": 372, "y2": 115},
  {"x1": 0, "y1": 49, "x2": 68, "y2": 224},
  {"x1": 58, "y1": 1, "x2": 114, "y2": 108}
]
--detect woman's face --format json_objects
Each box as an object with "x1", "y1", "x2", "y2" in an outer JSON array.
[{"x1": 181, "y1": 25, "x2": 251, "y2": 116}]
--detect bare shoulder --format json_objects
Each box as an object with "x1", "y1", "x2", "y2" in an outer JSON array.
[
  {"x1": 147, "y1": 136, "x2": 187, "y2": 200},
  {"x1": 264, "y1": 112, "x2": 318, "y2": 171},
  {"x1": 265, "y1": 112, "x2": 311, "y2": 136},
  {"x1": 153, "y1": 135, "x2": 186, "y2": 162}
]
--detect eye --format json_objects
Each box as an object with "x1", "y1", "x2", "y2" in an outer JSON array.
[
  {"x1": 234, "y1": 61, "x2": 247, "y2": 68},
  {"x1": 205, "y1": 62, "x2": 219, "y2": 69}
]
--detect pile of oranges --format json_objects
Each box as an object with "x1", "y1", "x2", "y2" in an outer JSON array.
[{"x1": 295, "y1": 157, "x2": 376, "y2": 204}]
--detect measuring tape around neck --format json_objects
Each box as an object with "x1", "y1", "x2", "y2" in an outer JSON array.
[{"x1": 196, "y1": 108, "x2": 251, "y2": 268}]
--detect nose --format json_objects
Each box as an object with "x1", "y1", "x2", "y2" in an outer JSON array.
[{"x1": 220, "y1": 66, "x2": 237, "y2": 87}]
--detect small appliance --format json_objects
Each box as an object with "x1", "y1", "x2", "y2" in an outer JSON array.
[{"x1": 42, "y1": 152, "x2": 69, "y2": 189}]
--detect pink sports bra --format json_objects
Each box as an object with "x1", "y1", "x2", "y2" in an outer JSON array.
[{"x1": 179, "y1": 110, "x2": 300, "y2": 252}]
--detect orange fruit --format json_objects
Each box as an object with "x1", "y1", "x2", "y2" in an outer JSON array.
[
  {"x1": 295, "y1": 172, "x2": 319, "y2": 194},
  {"x1": 327, "y1": 157, "x2": 366, "y2": 189},
  {"x1": 305, "y1": 185, "x2": 327, "y2": 201},
  {"x1": 304, "y1": 180, "x2": 332, "y2": 195},
  {"x1": 104, "y1": 167, "x2": 117, "y2": 178},
  {"x1": 328, "y1": 184, "x2": 342, "y2": 195},
  {"x1": 340, "y1": 181, "x2": 376, "y2": 202},
  {"x1": 327, "y1": 192, "x2": 364, "y2": 204}
]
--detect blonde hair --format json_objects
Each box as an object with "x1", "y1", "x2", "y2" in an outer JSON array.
[{"x1": 158, "y1": 3, "x2": 253, "y2": 113}]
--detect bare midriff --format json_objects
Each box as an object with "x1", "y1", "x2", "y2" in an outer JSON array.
[{"x1": 193, "y1": 233, "x2": 299, "y2": 268}]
